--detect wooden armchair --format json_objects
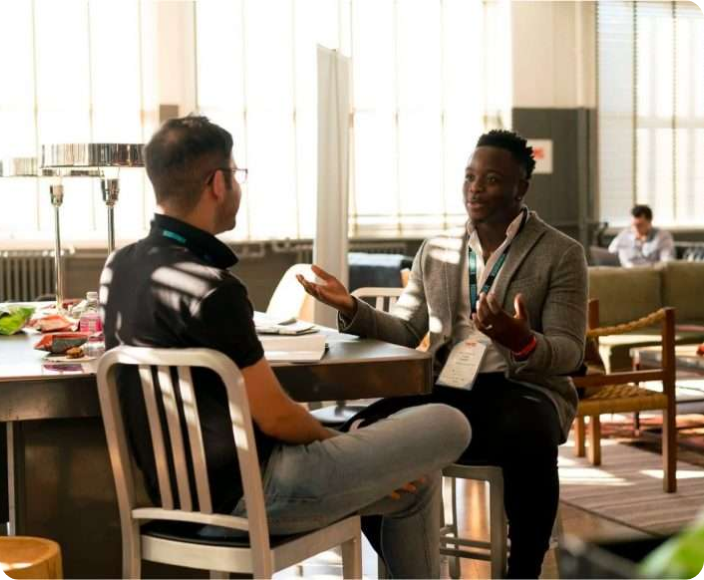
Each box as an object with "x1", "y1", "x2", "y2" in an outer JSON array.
[{"x1": 572, "y1": 299, "x2": 677, "y2": 492}]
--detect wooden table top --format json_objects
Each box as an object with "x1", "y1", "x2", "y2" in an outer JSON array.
[{"x1": 0, "y1": 328, "x2": 433, "y2": 420}]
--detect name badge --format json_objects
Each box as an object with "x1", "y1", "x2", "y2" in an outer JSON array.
[{"x1": 437, "y1": 340, "x2": 487, "y2": 390}]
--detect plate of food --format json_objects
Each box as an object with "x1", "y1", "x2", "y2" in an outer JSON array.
[{"x1": 44, "y1": 346, "x2": 97, "y2": 364}]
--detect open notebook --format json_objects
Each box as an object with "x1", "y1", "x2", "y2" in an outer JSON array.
[{"x1": 253, "y1": 312, "x2": 318, "y2": 336}]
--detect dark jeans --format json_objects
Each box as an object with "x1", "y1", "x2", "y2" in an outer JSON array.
[{"x1": 349, "y1": 374, "x2": 562, "y2": 579}]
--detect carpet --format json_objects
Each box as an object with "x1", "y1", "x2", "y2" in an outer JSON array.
[
  {"x1": 596, "y1": 412, "x2": 704, "y2": 469},
  {"x1": 558, "y1": 439, "x2": 704, "y2": 536}
]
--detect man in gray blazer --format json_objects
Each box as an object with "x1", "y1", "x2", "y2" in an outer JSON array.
[{"x1": 299, "y1": 129, "x2": 588, "y2": 578}]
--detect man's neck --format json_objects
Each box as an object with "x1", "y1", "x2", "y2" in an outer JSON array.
[
  {"x1": 474, "y1": 211, "x2": 522, "y2": 254},
  {"x1": 157, "y1": 206, "x2": 215, "y2": 236}
]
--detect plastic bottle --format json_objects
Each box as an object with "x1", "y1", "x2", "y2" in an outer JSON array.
[{"x1": 78, "y1": 291, "x2": 103, "y2": 335}]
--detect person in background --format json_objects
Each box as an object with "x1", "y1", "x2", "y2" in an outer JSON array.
[
  {"x1": 299, "y1": 129, "x2": 588, "y2": 579},
  {"x1": 608, "y1": 204, "x2": 676, "y2": 267},
  {"x1": 100, "y1": 115, "x2": 471, "y2": 579}
]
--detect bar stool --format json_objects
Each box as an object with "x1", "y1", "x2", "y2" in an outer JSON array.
[
  {"x1": 440, "y1": 464, "x2": 563, "y2": 579},
  {"x1": 440, "y1": 464, "x2": 507, "y2": 579},
  {"x1": 0, "y1": 536, "x2": 63, "y2": 579}
]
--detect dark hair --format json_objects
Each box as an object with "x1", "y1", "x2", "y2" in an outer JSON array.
[
  {"x1": 476, "y1": 129, "x2": 536, "y2": 180},
  {"x1": 143, "y1": 115, "x2": 233, "y2": 213},
  {"x1": 631, "y1": 204, "x2": 653, "y2": 221}
]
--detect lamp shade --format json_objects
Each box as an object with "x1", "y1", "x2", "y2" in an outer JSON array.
[{"x1": 41, "y1": 143, "x2": 144, "y2": 168}]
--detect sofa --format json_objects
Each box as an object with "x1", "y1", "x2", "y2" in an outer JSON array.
[{"x1": 588, "y1": 261, "x2": 704, "y2": 371}]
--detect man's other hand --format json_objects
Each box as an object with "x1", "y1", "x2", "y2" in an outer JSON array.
[{"x1": 296, "y1": 264, "x2": 357, "y2": 318}]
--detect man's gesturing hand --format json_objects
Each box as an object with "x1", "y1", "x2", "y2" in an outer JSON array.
[
  {"x1": 296, "y1": 265, "x2": 357, "y2": 318},
  {"x1": 472, "y1": 292, "x2": 533, "y2": 353}
]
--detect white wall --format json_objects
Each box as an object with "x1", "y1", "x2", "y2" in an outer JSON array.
[{"x1": 511, "y1": 0, "x2": 597, "y2": 109}]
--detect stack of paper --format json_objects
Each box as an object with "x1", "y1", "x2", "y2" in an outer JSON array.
[{"x1": 260, "y1": 334, "x2": 327, "y2": 362}]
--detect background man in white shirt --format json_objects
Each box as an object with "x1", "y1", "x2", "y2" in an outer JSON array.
[{"x1": 608, "y1": 204, "x2": 676, "y2": 267}]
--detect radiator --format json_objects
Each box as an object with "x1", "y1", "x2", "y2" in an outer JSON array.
[{"x1": 0, "y1": 250, "x2": 58, "y2": 302}]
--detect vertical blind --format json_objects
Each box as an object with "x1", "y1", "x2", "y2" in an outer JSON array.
[
  {"x1": 598, "y1": 0, "x2": 704, "y2": 228},
  {"x1": 0, "y1": 0, "x2": 508, "y2": 245}
]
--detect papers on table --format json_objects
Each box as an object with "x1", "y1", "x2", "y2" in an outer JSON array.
[
  {"x1": 260, "y1": 334, "x2": 327, "y2": 362},
  {"x1": 253, "y1": 312, "x2": 318, "y2": 336}
]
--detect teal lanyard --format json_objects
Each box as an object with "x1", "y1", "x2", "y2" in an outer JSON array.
[
  {"x1": 161, "y1": 228, "x2": 214, "y2": 264},
  {"x1": 162, "y1": 229, "x2": 187, "y2": 244},
  {"x1": 468, "y1": 250, "x2": 508, "y2": 315},
  {"x1": 468, "y1": 209, "x2": 528, "y2": 314}
]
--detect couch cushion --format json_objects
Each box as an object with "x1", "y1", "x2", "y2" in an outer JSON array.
[
  {"x1": 660, "y1": 261, "x2": 704, "y2": 324},
  {"x1": 588, "y1": 267, "x2": 662, "y2": 326}
]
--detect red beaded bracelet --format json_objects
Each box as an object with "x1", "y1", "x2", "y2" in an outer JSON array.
[{"x1": 513, "y1": 334, "x2": 537, "y2": 359}]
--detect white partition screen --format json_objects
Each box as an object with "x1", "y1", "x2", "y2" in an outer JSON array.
[{"x1": 314, "y1": 46, "x2": 351, "y2": 328}]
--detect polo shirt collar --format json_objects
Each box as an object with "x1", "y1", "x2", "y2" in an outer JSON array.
[{"x1": 150, "y1": 214, "x2": 239, "y2": 269}]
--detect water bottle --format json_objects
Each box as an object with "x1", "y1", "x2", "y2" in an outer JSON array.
[{"x1": 79, "y1": 291, "x2": 103, "y2": 335}]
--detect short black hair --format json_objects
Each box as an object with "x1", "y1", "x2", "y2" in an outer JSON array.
[
  {"x1": 631, "y1": 204, "x2": 653, "y2": 221},
  {"x1": 476, "y1": 129, "x2": 536, "y2": 180},
  {"x1": 144, "y1": 115, "x2": 233, "y2": 213}
]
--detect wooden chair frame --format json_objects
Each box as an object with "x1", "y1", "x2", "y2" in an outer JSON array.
[{"x1": 573, "y1": 300, "x2": 677, "y2": 492}]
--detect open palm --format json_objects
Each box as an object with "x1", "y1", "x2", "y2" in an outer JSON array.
[{"x1": 296, "y1": 265, "x2": 357, "y2": 317}]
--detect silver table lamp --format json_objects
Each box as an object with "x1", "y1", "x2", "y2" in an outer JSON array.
[
  {"x1": 0, "y1": 157, "x2": 69, "y2": 309},
  {"x1": 41, "y1": 143, "x2": 144, "y2": 254}
]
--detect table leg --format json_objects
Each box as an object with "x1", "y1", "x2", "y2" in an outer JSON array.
[{"x1": 7, "y1": 422, "x2": 25, "y2": 536}]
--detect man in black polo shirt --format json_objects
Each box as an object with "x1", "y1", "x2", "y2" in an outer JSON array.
[{"x1": 100, "y1": 115, "x2": 470, "y2": 578}]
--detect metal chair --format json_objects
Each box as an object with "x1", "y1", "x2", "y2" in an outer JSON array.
[
  {"x1": 97, "y1": 346, "x2": 361, "y2": 579},
  {"x1": 311, "y1": 287, "x2": 404, "y2": 426}
]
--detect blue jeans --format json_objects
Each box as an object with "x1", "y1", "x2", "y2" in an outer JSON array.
[{"x1": 205, "y1": 404, "x2": 470, "y2": 578}]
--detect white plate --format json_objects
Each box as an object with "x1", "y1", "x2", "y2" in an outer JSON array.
[{"x1": 44, "y1": 354, "x2": 98, "y2": 364}]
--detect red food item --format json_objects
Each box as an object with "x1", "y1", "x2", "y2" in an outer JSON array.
[
  {"x1": 34, "y1": 332, "x2": 90, "y2": 354},
  {"x1": 30, "y1": 314, "x2": 75, "y2": 333},
  {"x1": 697, "y1": 344, "x2": 704, "y2": 357}
]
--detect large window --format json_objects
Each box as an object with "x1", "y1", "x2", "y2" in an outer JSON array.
[
  {"x1": 0, "y1": 0, "x2": 508, "y2": 246},
  {"x1": 598, "y1": 0, "x2": 704, "y2": 228}
]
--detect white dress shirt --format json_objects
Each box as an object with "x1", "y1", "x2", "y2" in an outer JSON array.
[
  {"x1": 453, "y1": 209, "x2": 530, "y2": 373},
  {"x1": 608, "y1": 227, "x2": 675, "y2": 267}
]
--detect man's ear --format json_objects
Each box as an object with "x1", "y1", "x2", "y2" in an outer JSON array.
[
  {"x1": 516, "y1": 178, "x2": 530, "y2": 201},
  {"x1": 210, "y1": 169, "x2": 227, "y2": 202}
]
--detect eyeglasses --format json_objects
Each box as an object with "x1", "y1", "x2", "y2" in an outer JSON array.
[{"x1": 206, "y1": 167, "x2": 248, "y2": 185}]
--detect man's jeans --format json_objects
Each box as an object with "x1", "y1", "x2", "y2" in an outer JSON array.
[{"x1": 206, "y1": 403, "x2": 470, "y2": 579}]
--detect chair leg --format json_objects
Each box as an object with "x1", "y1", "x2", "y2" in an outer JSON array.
[
  {"x1": 574, "y1": 416, "x2": 586, "y2": 458},
  {"x1": 122, "y1": 527, "x2": 141, "y2": 579},
  {"x1": 663, "y1": 407, "x2": 677, "y2": 493},
  {"x1": 342, "y1": 535, "x2": 362, "y2": 580},
  {"x1": 446, "y1": 476, "x2": 461, "y2": 579},
  {"x1": 587, "y1": 416, "x2": 601, "y2": 466},
  {"x1": 633, "y1": 411, "x2": 641, "y2": 435},
  {"x1": 489, "y1": 477, "x2": 507, "y2": 579}
]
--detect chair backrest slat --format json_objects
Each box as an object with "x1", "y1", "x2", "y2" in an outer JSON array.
[
  {"x1": 352, "y1": 287, "x2": 404, "y2": 314},
  {"x1": 156, "y1": 365, "x2": 193, "y2": 512},
  {"x1": 177, "y1": 366, "x2": 213, "y2": 514},
  {"x1": 138, "y1": 364, "x2": 174, "y2": 510}
]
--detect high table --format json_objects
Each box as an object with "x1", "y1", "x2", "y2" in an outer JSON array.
[{"x1": 0, "y1": 329, "x2": 432, "y2": 578}]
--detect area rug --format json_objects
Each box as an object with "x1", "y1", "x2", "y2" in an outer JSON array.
[
  {"x1": 598, "y1": 412, "x2": 704, "y2": 468},
  {"x1": 558, "y1": 439, "x2": 704, "y2": 536}
]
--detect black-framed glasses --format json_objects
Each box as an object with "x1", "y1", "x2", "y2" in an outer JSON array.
[{"x1": 206, "y1": 167, "x2": 248, "y2": 185}]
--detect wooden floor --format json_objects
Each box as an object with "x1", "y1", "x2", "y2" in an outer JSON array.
[{"x1": 279, "y1": 477, "x2": 653, "y2": 579}]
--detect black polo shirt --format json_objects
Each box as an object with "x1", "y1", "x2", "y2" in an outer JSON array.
[{"x1": 101, "y1": 214, "x2": 272, "y2": 514}]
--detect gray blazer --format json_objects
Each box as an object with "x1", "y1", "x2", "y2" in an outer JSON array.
[{"x1": 340, "y1": 212, "x2": 588, "y2": 441}]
